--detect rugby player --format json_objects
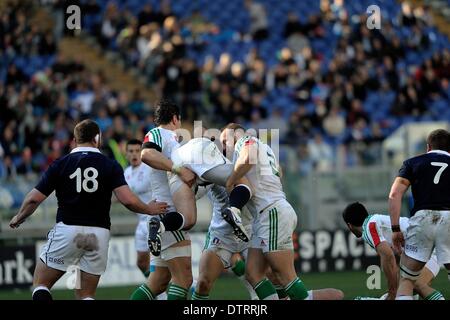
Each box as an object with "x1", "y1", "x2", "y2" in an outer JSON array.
[
  {"x1": 9, "y1": 120, "x2": 168, "y2": 300},
  {"x1": 133, "y1": 100, "x2": 193, "y2": 300},
  {"x1": 218, "y1": 123, "x2": 314, "y2": 300},
  {"x1": 343, "y1": 202, "x2": 443, "y2": 300},
  {"x1": 389, "y1": 129, "x2": 450, "y2": 300}
]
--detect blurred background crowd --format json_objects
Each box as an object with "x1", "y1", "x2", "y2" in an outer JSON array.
[{"x1": 1, "y1": 0, "x2": 449, "y2": 183}]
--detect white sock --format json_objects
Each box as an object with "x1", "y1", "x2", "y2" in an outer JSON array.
[
  {"x1": 396, "y1": 295, "x2": 413, "y2": 300},
  {"x1": 82, "y1": 297, "x2": 94, "y2": 300},
  {"x1": 156, "y1": 291, "x2": 168, "y2": 300},
  {"x1": 32, "y1": 285, "x2": 50, "y2": 297},
  {"x1": 238, "y1": 275, "x2": 259, "y2": 300}
]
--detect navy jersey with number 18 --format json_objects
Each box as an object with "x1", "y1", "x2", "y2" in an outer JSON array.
[
  {"x1": 398, "y1": 150, "x2": 450, "y2": 216},
  {"x1": 35, "y1": 147, "x2": 127, "y2": 229}
]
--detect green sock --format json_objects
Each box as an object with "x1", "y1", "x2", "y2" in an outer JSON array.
[
  {"x1": 167, "y1": 283, "x2": 189, "y2": 300},
  {"x1": 192, "y1": 291, "x2": 209, "y2": 300},
  {"x1": 284, "y1": 277, "x2": 308, "y2": 300},
  {"x1": 254, "y1": 278, "x2": 278, "y2": 300},
  {"x1": 231, "y1": 259, "x2": 246, "y2": 277},
  {"x1": 425, "y1": 290, "x2": 445, "y2": 300},
  {"x1": 275, "y1": 285, "x2": 288, "y2": 299},
  {"x1": 130, "y1": 284, "x2": 155, "y2": 300}
]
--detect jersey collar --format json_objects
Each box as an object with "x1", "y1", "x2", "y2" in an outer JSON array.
[
  {"x1": 71, "y1": 147, "x2": 101, "y2": 154},
  {"x1": 427, "y1": 150, "x2": 450, "y2": 157}
]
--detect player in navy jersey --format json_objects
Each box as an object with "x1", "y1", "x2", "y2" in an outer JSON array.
[
  {"x1": 9, "y1": 120, "x2": 168, "y2": 300},
  {"x1": 389, "y1": 129, "x2": 450, "y2": 300}
]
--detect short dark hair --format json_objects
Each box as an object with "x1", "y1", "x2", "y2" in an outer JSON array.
[
  {"x1": 222, "y1": 123, "x2": 245, "y2": 132},
  {"x1": 342, "y1": 202, "x2": 368, "y2": 227},
  {"x1": 74, "y1": 119, "x2": 100, "y2": 144},
  {"x1": 126, "y1": 139, "x2": 142, "y2": 148},
  {"x1": 154, "y1": 99, "x2": 180, "y2": 125},
  {"x1": 427, "y1": 129, "x2": 450, "y2": 151}
]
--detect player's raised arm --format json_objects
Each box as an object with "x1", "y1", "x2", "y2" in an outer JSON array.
[
  {"x1": 141, "y1": 137, "x2": 196, "y2": 187},
  {"x1": 113, "y1": 185, "x2": 168, "y2": 215},
  {"x1": 225, "y1": 139, "x2": 257, "y2": 192},
  {"x1": 376, "y1": 242, "x2": 399, "y2": 300},
  {"x1": 9, "y1": 188, "x2": 47, "y2": 228}
]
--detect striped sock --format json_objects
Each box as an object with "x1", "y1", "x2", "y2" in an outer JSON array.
[
  {"x1": 254, "y1": 278, "x2": 279, "y2": 300},
  {"x1": 130, "y1": 284, "x2": 155, "y2": 300},
  {"x1": 275, "y1": 285, "x2": 288, "y2": 299},
  {"x1": 425, "y1": 290, "x2": 445, "y2": 300},
  {"x1": 167, "y1": 283, "x2": 189, "y2": 300},
  {"x1": 284, "y1": 277, "x2": 308, "y2": 300},
  {"x1": 192, "y1": 291, "x2": 209, "y2": 300}
]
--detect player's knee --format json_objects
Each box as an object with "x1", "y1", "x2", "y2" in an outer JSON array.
[
  {"x1": 136, "y1": 255, "x2": 149, "y2": 272},
  {"x1": 183, "y1": 219, "x2": 196, "y2": 230},
  {"x1": 197, "y1": 277, "x2": 212, "y2": 293},
  {"x1": 245, "y1": 269, "x2": 263, "y2": 287},
  {"x1": 32, "y1": 286, "x2": 52, "y2": 301}
]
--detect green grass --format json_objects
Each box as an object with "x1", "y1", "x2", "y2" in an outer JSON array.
[{"x1": 1, "y1": 271, "x2": 449, "y2": 300}]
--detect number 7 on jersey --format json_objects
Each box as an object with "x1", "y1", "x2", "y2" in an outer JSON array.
[{"x1": 431, "y1": 162, "x2": 448, "y2": 184}]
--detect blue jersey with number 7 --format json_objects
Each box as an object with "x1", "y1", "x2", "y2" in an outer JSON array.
[{"x1": 398, "y1": 150, "x2": 450, "y2": 216}]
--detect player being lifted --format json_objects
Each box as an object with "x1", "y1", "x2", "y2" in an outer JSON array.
[
  {"x1": 219, "y1": 123, "x2": 343, "y2": 300},
  {"x1": 343, "y1": 202, "x2": 443, "y2": 300},
  {"x1": 9, "y1": 120, "x2": 167, "y2": 300},
  {"x1": 389, "y1": 129, "x2": 450, "y2": 300},
  {"x1": 141, "y1": 100, "x2": 252, "y2": 255}
]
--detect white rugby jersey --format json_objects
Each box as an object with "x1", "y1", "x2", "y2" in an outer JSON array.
[
  {"x1": 207, "y1": 184, "x2": 253, "y2": 234},
  {"x1": 143, "y1": 127, "x2": 180, "y2": 211},
  {"x1": 171, "y1": 137, "x2": 229, "y2": 178},
  {"x1": 233, "y1": 136, "x2": 286, "y2": 213},
  {"x1": 124, "y1": 163, "x2": 152, "y2": 222},
  {"x1": 361, "y1": 214, "x2": 409, "y2": 249},
  {"x1": 143, "y1": 127, "x2": 188, "y2": 248}
]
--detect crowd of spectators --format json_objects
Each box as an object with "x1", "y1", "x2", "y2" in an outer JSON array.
[{"x1": 1, "y1": 0, "x2": 450, "y2": 181}]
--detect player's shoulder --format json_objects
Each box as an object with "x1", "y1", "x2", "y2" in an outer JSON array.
[
  {"x1": 124, "y1": 165, "x2": 132, "y2": 175},
  {"x1": 406, "y1": 151, "x2": 450, "y2": 165}
]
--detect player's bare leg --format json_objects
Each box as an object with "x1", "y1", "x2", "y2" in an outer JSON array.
[
  {"x1": 165, "y1": 240, "x2": 193, "y2": 300},
  {"x1": 32, "y1": 260, "x2": 65, "y2": 300},
  {"x1": 172, "y1": 182, "x2": 197, "y2": 229},
  {"x1": 246, "y1": 248, "x2": 278, "y2": 300},
  {"x1": 75, "y1": 271, "x2": 100, "y2": 300},
  {"x1": 130, "y1": 266, "x2": 171, "y2": 300},
  {"x1": 414, "y1": 267, "x2": 438, "y2": 299},
  {"x1": 265, "y1": 250, "x2": 309, "y2": 300},
  {"x1": 136, "y1": 251, "x2": 150, "y2": 276},
  {"x1": 193, "y1": 250, "x2": 224, "y2": 299},
  {"x1": 396, "y1": 253, "x2": 426, "y2": 300},
  {"x1": 230, "y1": 253, "x2": 258, "y2": 300}
]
